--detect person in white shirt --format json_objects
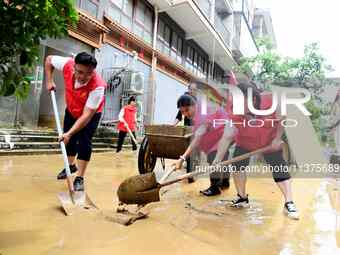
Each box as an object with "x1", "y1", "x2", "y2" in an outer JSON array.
[{"x1": 45, "y1": 52, "x2": 106, "y2": 191}]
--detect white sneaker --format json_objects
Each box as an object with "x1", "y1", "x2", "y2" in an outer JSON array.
[{"x1": 284, "y1": 201, "x2": 300, "y2": 220}]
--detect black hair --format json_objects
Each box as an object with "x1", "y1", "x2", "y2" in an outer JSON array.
[
  {"x1": 237, "y1": 82, "x2": 261, "y2": 109},
  {"x1": 177, "y1": 94, "x2": 196, "y2": 108},
  {"x1": 75, "y1": 52, "x2": 97, "y2": 69},
  {"x1": 128, "y1": 96, "x2": 136, "y2": 104}
]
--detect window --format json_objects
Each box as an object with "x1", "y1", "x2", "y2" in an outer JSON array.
[
  {"x1": 77, "y1": 0, "x2": 99, "y2": 18},
  {"x1": 185, "y1": 44, "x2": 208, "y2": 78},
  {"x1": 157, "y1": 17, "x2": 185, "y2": 63},
  {"x1": 133, "y1": 0, "x2": 153, "y2": 44},
  {"x1": 164, "y1": 26, "x2": 171, "y2": 46},
  {"x1": 186, "y1": 46, "x2": 194, "y2": 72},
  {"x1": 108, "y1": 0, "x2": 133, "y2": 30},
  {"x1": 170, "y1": 32, "x2": 183, "y2": 64},
  {"x1": 157, "y1": 20, "x2": 171, "y2": 55},
  {"x1": 176, "y1": 37, "x2": 183, "y2": 63},
  {"x1": 213, "y1": 65, "x2": 224, "y2": 82},
  {"x1": 157, "y1": 19, "x2": 165, "y2": 51}
]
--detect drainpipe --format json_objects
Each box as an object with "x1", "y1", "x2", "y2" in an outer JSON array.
[
  {"x1": 210, "y1": 37, "x2": 216, "y2": 83},
  {"x1": 147, "y1": 5, "x2": 159, "y2": 124}
]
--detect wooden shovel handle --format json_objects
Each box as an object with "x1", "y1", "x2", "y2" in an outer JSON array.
[
  {"x1": 159, "y1": 145, "x2": 273, "y2": 188},
  {"x1": 158, "y1": 165, "x2": 176, "y2": 184}
]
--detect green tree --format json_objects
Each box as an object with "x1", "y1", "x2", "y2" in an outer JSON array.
[
  {"x1": 0, "y1": 0, "x2": 78, "y2": 99},
  {"x1": 237, "y1": 38, "x2": 333, "y2": 137},
  {"x1": 237, "y1": 38, "x2": 333, "y2": 97}
]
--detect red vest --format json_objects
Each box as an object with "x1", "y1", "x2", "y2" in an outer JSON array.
[
  {"x1": 63, "y1": 59, "x2": 106, "y2": 118},
  {"x1": 117, "y1": 105, "x2": 137, "y2": 132},
  {"x1": 231, "y1": 93, "x2": 279, "y2": 151},
  {"x1": 194, "y1": 106, "x2": 229, "y2": 154}
]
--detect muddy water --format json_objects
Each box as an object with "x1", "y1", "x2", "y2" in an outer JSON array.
[{"x1": 0, "y1": 152, "x2": 340, "y2": 255}]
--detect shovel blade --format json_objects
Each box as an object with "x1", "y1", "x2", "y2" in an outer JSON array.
[
  {"x1": 117, "y1": 172, "x2": 160, "y2": 205},
  {"x1": 58, "y1": 191, "x2": 98, "y2": 216}
]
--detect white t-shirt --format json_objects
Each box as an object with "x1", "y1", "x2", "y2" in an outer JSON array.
[{"x1": 51, "y1": 56, "x2": 105, "y2": 110}]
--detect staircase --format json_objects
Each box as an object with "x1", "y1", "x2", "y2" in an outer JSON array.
[{"x1": 0, "y1": 128, "x2": 129, "y2": 156}]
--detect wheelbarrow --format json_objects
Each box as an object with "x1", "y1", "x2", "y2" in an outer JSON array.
[{"x1": 137, "y1": 125, "x2": 193, "y2": 174}]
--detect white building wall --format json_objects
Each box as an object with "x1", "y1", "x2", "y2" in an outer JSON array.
[{"x1": 153, "y1": 71, "x2": 187, "y2": 124}]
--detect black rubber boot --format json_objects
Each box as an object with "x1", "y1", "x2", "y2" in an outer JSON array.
[
  {"x1": 200, "y1": 185, "x2": 221, "y2": 196},
  {"x1": 57, "y1": 164, "x2": 78, "y2": 180},
  {"x1": 220, "y1": 178, "x2": 230, "y2": 190}
]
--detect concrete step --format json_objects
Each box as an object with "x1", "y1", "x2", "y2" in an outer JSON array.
[
  {"x1": 0, "y1": 147, "x2": 118, "y2": 156},
  {"x1": 0, "y1": 135, "x2": 116, "y2": 144},
  {"x1": 0, "y1": 128, "x2": 135, "y2": 156},
  {"x1": 0, "y1": 128, "x2": 58, "y2": 136},
  {"x1": 0, "y1": 128, "x2": 119, "y2": 138},
  {"x1": 0, "y1": 142, "x2": 115, "y2": 150}
]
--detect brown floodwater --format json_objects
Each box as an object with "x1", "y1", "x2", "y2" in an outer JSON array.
[{"x1": 0, "y1": 151, "x2": 340, "y2": 255}]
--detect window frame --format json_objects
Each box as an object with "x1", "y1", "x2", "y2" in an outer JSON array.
[{"x1": 77, "y1": 0, "x2": 100, "y2": 18}]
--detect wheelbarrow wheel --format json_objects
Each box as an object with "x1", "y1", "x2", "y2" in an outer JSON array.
[{"x1": 138, "y1": 136, "x2": 157, "y2": 174}]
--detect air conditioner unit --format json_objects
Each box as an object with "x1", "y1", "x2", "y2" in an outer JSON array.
[{"x1": 121, "y1": 70, "x2": 144, "y2": 95}]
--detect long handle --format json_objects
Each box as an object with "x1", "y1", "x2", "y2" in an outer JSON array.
[
  {"x1": 160, "y1": 145, "x2": 272, "y2": 188},
  {"x1": 158, "y1": 165, "x2": 176, "y2": 184},
  {"x1": 124, "y1": 121, "x2": 138, "y2": 145},
  {"x1": 50, "y1": 90, "x2": 74, "y2": 193}
]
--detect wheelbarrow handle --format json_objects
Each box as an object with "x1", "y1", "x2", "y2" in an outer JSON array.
[{"x1": 159, "y1": 145, "x2": 273, "y2": 188}]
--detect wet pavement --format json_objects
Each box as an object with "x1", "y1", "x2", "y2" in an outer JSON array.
[{"x1": 1, "y1": 151, "x2": 340, "y2": 255}]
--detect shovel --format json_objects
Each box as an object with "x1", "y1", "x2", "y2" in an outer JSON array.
[
  {"x1": 51, "y1": 90, "x2": 97, "y2": 215},
  {"x1": 123, "y1": 120, "x2": 138, "y2": 146},
  {"x1": 117, "y1": 145, "x2": 272, "y2": 205}
]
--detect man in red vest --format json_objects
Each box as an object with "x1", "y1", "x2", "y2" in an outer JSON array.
[
  {"x1": 45, "y1": 52, "x2": 107, "y2": 191},
  {"x1": 216, "y1": 82, "x2": 299, "y2": 220}
]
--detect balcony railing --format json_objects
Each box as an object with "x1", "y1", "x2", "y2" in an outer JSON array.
[
  {"x1": 214, "y1": 14, "x2": 232, "y2": 48},
  {"x1": 193, "y1": 0, "x2": 213, "y2": 21},
  {"x1": 233, "y1": 13, "x2": 258, "y2": 58},
  {"x1": 193, "y1": 0, "x2": 233, "y2": 49},
  {"x1": 76, "y1": 0, "x2": 99, "y2": 18}
]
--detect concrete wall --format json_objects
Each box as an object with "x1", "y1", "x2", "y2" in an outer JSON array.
[
  {"x1": 153, "y1": 71, "x2": 187, "y2": 124},
  {"x1": 38, "y1": 37, "x2": 93, "y2": 127},
  {"x1": 0, "y1": 96, "x2": 16, "y2": 127}
]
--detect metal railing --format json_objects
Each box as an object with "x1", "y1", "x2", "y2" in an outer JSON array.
[
  {"x1": 193, "y1": 0, "x2": 233, "y2": 49},
  {"x1": 193, "y1": 0, "x2": 213, "y2": 21},
  {"x1": 214, "y1": 14, "x2": 232, "y2": 48}
]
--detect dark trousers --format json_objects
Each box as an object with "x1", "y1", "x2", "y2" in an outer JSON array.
[
  {"x1": 207, "y1": 150, "x2": 230, "y2": 188},
  {"x1": 116, "y1": 130, "x2": 137, "y2": 152},
  {"x1": 63, "y1": 109, "x2": 101, "y2": 161},
  {"x1": 231, "y1": 146, "x2": 291, "y2": 183}
]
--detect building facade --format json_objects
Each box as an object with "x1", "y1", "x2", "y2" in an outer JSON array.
[
  {"x1": 252, "y1": 8, "x2": 277, "y2": 48},
  {"x1": 0, "y1": 0, "x2": 263, "y2": 129}
]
